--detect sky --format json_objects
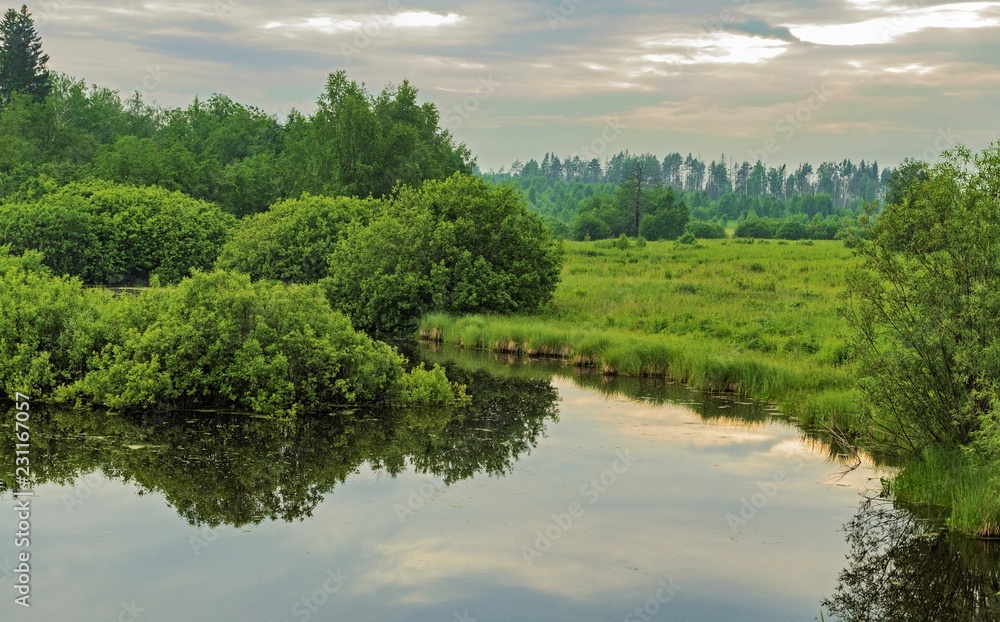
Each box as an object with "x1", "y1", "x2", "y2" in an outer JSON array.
[{"x1": 27, "y1": 0, "x2": 1000, "y2": 171}]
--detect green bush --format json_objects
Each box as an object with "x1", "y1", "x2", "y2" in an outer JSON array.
[
  {"x1": 0, "y1": 249, "x2": 464, "y2": 415},
  {"x1": 847, "y1": 143, "x2": 1000, "y2": 457},
  {"x1": 59, "y1": 270, "x2": 410, "y2": 414},
  {"x1": 0, "y1": 180, "x2": 235, "y2": 284},
  {"x1": 776, "y1": 220, "x2": 807, "y2": 240},
  {"x1": 571, "y1": 211, "x2": 611, "y2": 241},
  {"x1": 216, "y1": 194, "x2": 376, "y2": 283},
  {"x1": 734, "y1": 217, "x2": 778, "y2": 239},
  {"x1": 685, "y1": 220, "x2": 727, "y2": 239},
  {"x1": 324, "y1": 174, "x2": 564, "y2": 334}
]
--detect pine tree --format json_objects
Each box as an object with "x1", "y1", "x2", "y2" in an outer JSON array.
[{"x1": 0, "y1": 5, "x2": 50, "y2": 107}]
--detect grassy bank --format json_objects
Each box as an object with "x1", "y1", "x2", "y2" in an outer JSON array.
[
  {"x1": 419, "y1": 238, "x2": 860, "y2": 432},
  {"x1": 419, "y1": 237, "x2": 1000, "y2": 537}
]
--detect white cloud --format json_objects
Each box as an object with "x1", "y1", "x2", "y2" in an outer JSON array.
[
  {"x1": 390, "y1": 11, "x2": 464, "y2": 28},
  {"x1": 885, "y1": 63, "x2": 935, "y2": 75},
  {"x1": 259, "y1": 10, "x2": 463, "y2": 35},
  {"x1": 640, "y1": 33, "x2": 789, "y2": 65},
  {"x1": 789, "y1": 1, "x2": 1000, "y2": 46}
]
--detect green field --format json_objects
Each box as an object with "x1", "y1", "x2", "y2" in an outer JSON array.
[{"x1": 419, "y1": 238, "x2": 860, "y2": 433}]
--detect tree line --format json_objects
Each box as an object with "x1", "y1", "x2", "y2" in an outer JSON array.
[
  {"x1": 0, "y1": 4, "x2": 472, "y2": 217},
  {"x1": 497, "y1": 150, "x2": 886, "y2": 205}
]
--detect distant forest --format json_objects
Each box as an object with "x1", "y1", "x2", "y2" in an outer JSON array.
[{"x1": 485, "y1": 151, "x2": 888, "y2": 239}]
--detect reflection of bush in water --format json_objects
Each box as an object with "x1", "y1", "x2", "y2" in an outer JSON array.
[
  {"x1": 824, "y1": 497, "x2": 1000, "y2": 621},
  {"x1": 0, "y1": 369, "x2": 559, "y2": 528}
]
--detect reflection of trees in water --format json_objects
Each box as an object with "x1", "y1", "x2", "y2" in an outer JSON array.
[
  {"x1": 0, "y1": 367, "x2": 559, "y2": 528},
  {"x1": 824, "y1": 496, "x2": 1000, "y2": 622},
  {"x1": 419, "y1": 342, "x2": 855, "y2": 455}
]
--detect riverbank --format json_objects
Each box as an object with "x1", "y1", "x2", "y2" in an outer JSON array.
[
  {"x1": 417, "y1": 238, "x2": 1000, "y2": 537},
  {"x1": 420, "y1": 239, "x2": 860, "y2": 432}
]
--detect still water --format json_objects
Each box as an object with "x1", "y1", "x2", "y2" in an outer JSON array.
[{"x1": 1, "y1": 346, "x2": 998, "y2": 621}]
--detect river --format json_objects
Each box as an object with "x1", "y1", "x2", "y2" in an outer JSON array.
[{"x1": 1, "y1": 345, "x2": 997, "y2": 621}]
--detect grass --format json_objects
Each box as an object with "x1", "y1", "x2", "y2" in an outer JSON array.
[
  {"x1": 892, "y1": 447, "x2": 1000, "y2": 538},
  {"x1": 419, "y1": 238, "x2": 861, "y2": 432}
]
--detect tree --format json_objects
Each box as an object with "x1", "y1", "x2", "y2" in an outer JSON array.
[
  {"x1": 638, "y1": 187, "x2": 689, "y2": 241},
  {"x1": 846, "y1": 144, "x2": 1000, "y2": 458},
  {"x1": 0, "y1": 5, "x2": 49, "y2": 107}
]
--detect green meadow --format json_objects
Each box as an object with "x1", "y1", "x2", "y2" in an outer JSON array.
[{"x1": 420, "y1": 238, "x2": 860, "y2": 434}]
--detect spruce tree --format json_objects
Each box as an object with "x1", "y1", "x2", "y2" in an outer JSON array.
[{"x1": 0, "y1": 5, "x2": 49, "y2": 106}]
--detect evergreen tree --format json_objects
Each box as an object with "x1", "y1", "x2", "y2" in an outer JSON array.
[{"x1": 0, "y1": 5, "x2": 49, "y2": 106}]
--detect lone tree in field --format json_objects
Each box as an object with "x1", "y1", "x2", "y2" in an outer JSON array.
[{"x1": 0, "y1": 5, "x2": 49, "y2": 107}]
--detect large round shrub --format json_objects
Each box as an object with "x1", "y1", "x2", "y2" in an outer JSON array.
[
  {"x1": 216, "y1": 194, "x2": 376, "y2": 283},
  {"x1": 776, "y1": 219, "x2": 807, "y2": 240},
  {"x1": 685, "y1": 220, "x2": 727, "y2": 239},
  {"x1": 324, "y1": 174, "x2": 564, "y2": 333},
  {"x1": 0, "y1": 181, "x2": 235, "y2": 284},
  {"x1": 734, "y1": 217, "x2": 778, "y2": 239}
]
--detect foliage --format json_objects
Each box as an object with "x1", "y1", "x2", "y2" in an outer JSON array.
[
  {"x1": 0, "y1": 5, "x2": 49, "y2": 106},
  {"x1": 0, "y1": 248, "x2": 103, "y2": 396},
  {"x1": 570, "y1": 210, "x2": 611, "y2": 241},
  {"x1": 324, "y1": 174, "x2": 563, "y2": 333},
  {"x1": 685, "y1": 220, "x2": 727, "y2": 239},
  {"x1": 216, "y1": 194, "x2": 376, "y2": 283},
  {"x1": 0, "y1": 251, "x2": 465, "y2": 415},
  {"x1": 734, "y1": 216, "x2": 779, "y2": 239},
  {"x1": 0, "y1": 70, "x2": 472, "y2": 217},
  {"x1": 280, "y1": 71, "x2": 473, "y2": 200},
  {"x1": 776, "y1": 219, "x2": 807, "y2": 240},
  {"x1": 0, "y1": 180, "x2": 236, "y2": 284},
  {"x1": 846, "y1": 144, "x2": 1000, "y2": 457},
  {"x1": 489, "y1": 151, "x2": 885, "y2": 230},
  {"x1": 59, "y1": 270, "x2": 411, "y2": 414}
]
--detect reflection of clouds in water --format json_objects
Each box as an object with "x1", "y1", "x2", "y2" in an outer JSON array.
[{"x1": 2, "y1": 369, "x2": 897, "y2": 621}]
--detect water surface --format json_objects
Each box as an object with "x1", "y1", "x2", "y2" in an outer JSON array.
[{"x1": 1, "y1": 348, "x2": 997, "y2": 621}]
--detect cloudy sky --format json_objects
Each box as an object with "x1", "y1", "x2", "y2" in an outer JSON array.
[{"x1": 30, "y1": 0, "x2": 1000, "y2": 170}]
